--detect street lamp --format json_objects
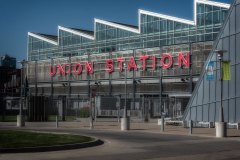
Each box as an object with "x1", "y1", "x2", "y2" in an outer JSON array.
[
  {"x1": 48, "y1": 56, "x2": 56, "y2": 125},
  {"x1": 94, "y1": 81, "x2": 101, "y2": 122},
  {"x1": 124, "y1": 63, "x2": 127, "y2": 118},
  {"x1": 134, "y1": 78, "x2": 141, "y2": 118},
  {"x1": 215, "y1": 50, "x2": 228, "y2": 137},
  {"x1": 89, "y1": 84, "x2": 94, "y2": 129},
  {"x1": 17, "y1": 59, "x2": 26, "y2": 127},
  {"x1": 89, "y1": 81, "x2": 101, "y2": 129},
  {"x1": 121, "y1": 62, "x2": 130, "y2": 130}
]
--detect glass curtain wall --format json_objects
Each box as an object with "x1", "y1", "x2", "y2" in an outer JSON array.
[{"x1": 184, "y1": 0, "x2": 240, "y2": 123}]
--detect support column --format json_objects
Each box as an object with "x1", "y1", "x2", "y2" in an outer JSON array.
[
  {"x1": 51, "y1": 58, "x2": 54, "y2": 122},
  {"x1": 121, "y1": 60, "x2": 130, "y2": 130},
  {"x1": 189, "y1": 42, "x2": 193, "y2": 93},
  {"x1": 109, "y1": 51, "x2": 112, "y2": 95},
  {"x1": 34, "y1": 60, "x2": 38, "y2": 121},
  {"x1": 215, "y1": 50, "x2": 228, "y2": 138},
  {"x1": 133, "y1": 49, "x2": 136, "y2": 110},
  {"x1": 67, "y1": 56, "x2": 72, "y2": 121},
  {"x1": 159, "y1": 66, "x2": 162, "y2": 116}
]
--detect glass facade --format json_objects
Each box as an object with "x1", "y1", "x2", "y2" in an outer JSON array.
[
  {"x1": 59, "y1": 30, "x2": 92, "y2": 47},
  {"x1": 184, "y1": 0, "x2": 240, "y2": 123},
  {"x1": 25, "y1": 0, "x2": 231, "y2": 121},
  {"x1": 27, "y1": 2, "x2": 228, "y2": 61},
  {"x1": 28, "y1": 36, "x2": 57, "y2": 60}
]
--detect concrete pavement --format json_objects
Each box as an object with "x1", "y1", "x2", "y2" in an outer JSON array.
[
  {"x1": 0, "y1": 119, "x2": 240, "y2": 160},
  {"x1": 0, "y1": 118, "x2": 239, "y2": 137}
]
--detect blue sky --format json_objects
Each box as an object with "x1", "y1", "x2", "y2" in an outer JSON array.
[{"x1": 0, "y1": 0, "x2": 231, "y2": 66}]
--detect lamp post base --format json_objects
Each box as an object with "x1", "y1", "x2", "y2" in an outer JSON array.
[
  {"x1": 121, "y1": 117, "x2": 130, "y2": 131},
  {"x1": 215, "y1": 122, "x2": 227, "y2": 137},
  {"x1": 90, "y1": 119, "x2": 94, "y2": 129},
  {"x1": 17, "y1": 115, "x2": 25, "y2": 127}
]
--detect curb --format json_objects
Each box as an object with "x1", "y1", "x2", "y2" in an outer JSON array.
[{"x1": 0, "y1": 139, "x2": 104, "y2": 153}]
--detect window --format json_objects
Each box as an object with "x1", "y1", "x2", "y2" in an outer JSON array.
[
  {"x1": 160, "y1": 20, "x2": 167, "y2": 32},
  {"x1": 147, "y1": 15, "x2": 154, "y2": 23},
  {"x1": 213, "y1": 11, "x2": 220, "y2": 25},
  {"x1": 197, "y1": 14, "x2": 205, "y2": 26},
  {"x1": 205, "y1": 12, "x2": 213, "y2": 26},
  {"x1": 205, "y1": 4, "x2": 213, "y2": 12},
  {"x1": 174, "y1": 22, "x2": 182, "y2": 31},
  {"x1": 147, "y1": 22, "x2": 154, "y2": 33},
  {"x1": 168, "y1": 20, "x2": 174, "y2": 31},
  {"x1": 197, "y1": 3, "x2": 205, "y2": 14},
  {"x1": 141, "y1": 14, "x2": 147, "y2": 23}
]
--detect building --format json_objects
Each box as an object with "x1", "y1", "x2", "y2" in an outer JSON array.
[
  {"x1": 183, "y1": 0, "x2": 240, "y2": 124},
  {"x1": 0, "y1": 55, "x2": 21, "y2": 121},
  {"x1": 25, "y1": 0, "x2": 230, "y2": 121},
  {"x1": 0, "y1": 55, "x2": 16, "y2": 68}
]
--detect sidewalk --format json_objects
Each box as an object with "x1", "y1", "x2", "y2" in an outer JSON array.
[{"x1": 0, "y1": 118, "x2": 240, "y2": 138}]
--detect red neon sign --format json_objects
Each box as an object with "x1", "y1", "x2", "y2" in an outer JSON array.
[
  {"x1": 49, "y1": 65, "x2": 56, "y2": 77},
  {"x1": 73, "y1": 63, "x2": 82, "y2": 75},
  {"x1": 128, "y1": 56, "x2": 137, "y2": 71},
  {"x1": 152, "y1": 56, "x2": 156, "y2": 70},
  {"x1": 178, "y1": 52, "x2": 189, "y2": 68},
  {"x1": 117, "y1": 57, "x2": 124, "y2": 72},
  {"x1": 140, "y1": 56, "x2": 149, "y2": 71},
  {"x1": 58, "y1": 64, "x2": 65, "y2": 76},
  {"x1": 105, "y1": 59, "x2": 114, "y2": 73},
  {"x1": 160, "y1": 53, "x2": 173, "y2": 69},
  {"x1": 48, "y1": 52, "x2": 190, "y2": 77},
  {"x1": 85, "y1": 62, "x2": 93, "y2": 74}
]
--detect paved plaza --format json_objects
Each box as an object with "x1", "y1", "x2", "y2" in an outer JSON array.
[{"x1": 0, "y1": 119, "x2": 240, "y2": 160}]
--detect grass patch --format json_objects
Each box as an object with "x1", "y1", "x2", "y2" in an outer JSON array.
[
  {"x1": 0, "y1": 130, "x2": 94, "y2": 148},
  {"x1": 0, "y1": 116, "x2": 17, "y2": 122}
]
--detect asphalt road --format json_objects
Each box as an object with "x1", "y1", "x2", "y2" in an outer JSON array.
[{"x1": 1, "y1": 128, "x2": 240, "y2": 160}]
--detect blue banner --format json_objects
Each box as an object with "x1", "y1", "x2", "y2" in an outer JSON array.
[{"x1": 206, "y1": 61, "x2": 214, "y2": 81}]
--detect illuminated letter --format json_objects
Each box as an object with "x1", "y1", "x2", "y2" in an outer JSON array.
[
  {"x1": 73, "y1": 63, "x2": 82, "y2": 75},
  {"x1": 105, "y1": 59, "x2": 114, "y2": 73},
  {"x1": 65, "y1": 64, "x2": 71, "y2": 74},
  {"x1": 49, "y1": 65, "x2": 56, "y2": 77},
  {"x1": 58, "y1": 64, "x2": 65, "y2": 76},
  {"x1": 85, "y1": 62, "x2": 93, "y2": 74},
  {"x1": 128, "y1": 56, "x2": 137, "y2": 71},
  {"x1": 140, "y1": 56, "x2": 149, "y2": 71},
  {"x1": 160, "y1": 53, "x2": 173, "y2": 69},
  {"x1": 152, "y1": 56, "x2": 156, "y2": 70},
  {"x1": 178, "y1": 52, "x2": 190, "y2": 68},
  {"x1": 117, "y1": 57, "x2": 124, "y2": 72}
]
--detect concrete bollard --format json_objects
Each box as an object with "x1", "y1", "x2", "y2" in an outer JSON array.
[
  {"x1": 17, "y1": 115, "x2": 25, "y2": 127},
  {"x1": 215, "y1": 122, "x2": 227, "y2": 137},
  {"x1": 161, "y1": 116, "x2": 165, "y2": 132},
  {"x1": 189, "y1": 120, "x2": 192, "y2": 135},
  {"x1": 90, "y1": 118, "x2": 94, "y2": 129},
  {"x1": 121, "y1": 117, "x2": 130, "y2": 131},
  {"x1": 56, "y1": 116, "x2": 58, "y2": 128}
]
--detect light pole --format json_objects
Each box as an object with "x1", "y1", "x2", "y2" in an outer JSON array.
[
  {"x1": 90, "y1": 89, "x2": 93, "y2": 129},
  {"x1": 159, "y1": 66, "x2": 165, "y2": 131},
  {"x1": 124, "y1": 63, "x2": 127, "y2": 118},
  {"x1": 48, "y1": 56, "x2": 56, "y2": 125},
  {"x1": 121, "y1": 62, "x2": 130, "y2": 130},
  {"x1": 134, "y1": 79, "x2": 141, "y2": 119},
  {"x1": 94, "y1": 81, "x2": 101, "y2": 122},
  {"x1": 89, "y1": 81, "x2": 99, "y2": 129},
  {"x1": 89, "y1": 84, "x2": 94, "y2": 129},
  {"x1": 17, "y1": 59, "x2": 26, "y2": 127},
  {"x1": 215, "y1": 50, "x2": 227, "y2": 137}
]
